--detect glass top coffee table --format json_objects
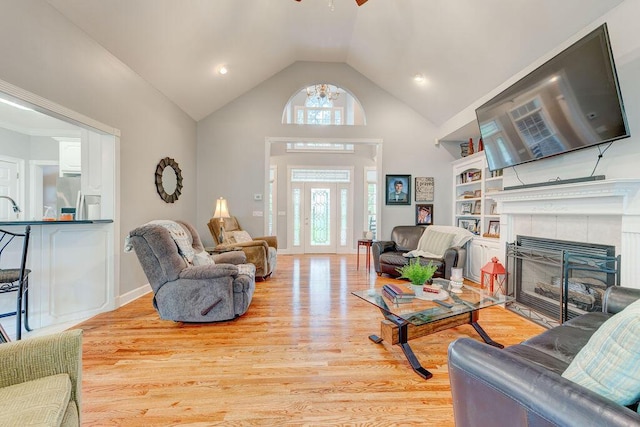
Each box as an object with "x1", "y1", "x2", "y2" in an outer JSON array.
[{"x1": 352, "y1": 278, "x2": 513, "y2": 380}]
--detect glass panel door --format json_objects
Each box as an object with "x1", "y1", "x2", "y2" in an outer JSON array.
[{"x1": 305, "y1": 183, "x2": 336, "y2": 253}]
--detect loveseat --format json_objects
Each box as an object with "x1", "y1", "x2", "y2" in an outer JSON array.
[
  {"x1": 372, "y1": 225, "x2": 473, "y2": 279},
  {"x1": 448, "y1": 286, "x2": 640, "y2": 427},
  {"x1": 0, "y1": 329, "x2": 83, "y2": 426}
]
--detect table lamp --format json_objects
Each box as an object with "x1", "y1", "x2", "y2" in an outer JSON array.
[{"x1": 213, "y1": 197, "x2": 230, "y2": 243}]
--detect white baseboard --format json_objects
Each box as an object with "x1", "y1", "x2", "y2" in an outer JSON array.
[{"x1": 116, "y1": 283, "x2": 152, "y2": 307}]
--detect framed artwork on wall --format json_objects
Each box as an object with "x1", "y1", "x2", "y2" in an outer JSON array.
[
  {"x1": 414, "y1": 177, "x2": 434, "y2": 202},
  {"x1": 385, "y1": 175, "x2": 411, "y2": 205},
  {"x1": 415, "y1": 204, "x2": 433, "y2": 225}
]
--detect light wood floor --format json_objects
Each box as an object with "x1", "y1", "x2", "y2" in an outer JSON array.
[{"x1": 77, "y1": 254, "x2": 544, "y2": 426}]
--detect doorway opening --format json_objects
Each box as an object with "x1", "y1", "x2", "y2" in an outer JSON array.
[{"x1": 266, "y1": 138, "x2": 382, "y2": 254}]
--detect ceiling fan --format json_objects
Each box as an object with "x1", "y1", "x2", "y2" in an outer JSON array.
[{"x1": 294, "y1": 0, "x2": 369, "y2": 5}]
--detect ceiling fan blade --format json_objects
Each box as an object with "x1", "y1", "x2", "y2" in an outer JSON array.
[{"x1": 355, "y1": 0, "x2": 368, "y2": 5}]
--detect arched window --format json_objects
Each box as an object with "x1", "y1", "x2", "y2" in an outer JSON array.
[{"x1": 282, "y1": 83, "x2": 366, "y2": 126}]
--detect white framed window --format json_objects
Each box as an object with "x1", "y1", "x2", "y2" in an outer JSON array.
[{"x1": 364, "y1": 167, "x2": 377, "y2": 240}]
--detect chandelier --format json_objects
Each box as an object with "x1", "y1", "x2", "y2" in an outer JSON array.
[{"x1": 306, "y1": 84, "x2": 340, "y2": 101}]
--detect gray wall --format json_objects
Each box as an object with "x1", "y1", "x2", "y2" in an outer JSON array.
[
  {"x1": 0, "y1": 1, "x2": 197, "y2": 295},
  {"x1": 196, "y1": 61, "x2": 456, "y2": 247}
]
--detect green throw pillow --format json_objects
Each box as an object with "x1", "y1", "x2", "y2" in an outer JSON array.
[{"x1": 562, "y1": 298, "x2": 640, "y2": 406}]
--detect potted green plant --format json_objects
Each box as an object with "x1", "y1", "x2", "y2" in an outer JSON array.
[{"x1": 396, "y1": 259, "x2": 438, "y2": 294}]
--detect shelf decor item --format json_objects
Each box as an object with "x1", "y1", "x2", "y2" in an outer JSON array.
[
  {"x1": 460, "y1": 143, "x2": 469, "y2": 157},
  {"x1": 468, "y1": 138, "x2": 474, "y2": 155}
]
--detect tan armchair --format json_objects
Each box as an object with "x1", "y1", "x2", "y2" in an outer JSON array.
[{"x1": 208, "y1": 216, "x2": 277, "y2": 280}]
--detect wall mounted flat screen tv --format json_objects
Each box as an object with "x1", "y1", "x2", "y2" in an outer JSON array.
[{"x1": 476, "y1": 23, "x2": 629, "y2": 172}]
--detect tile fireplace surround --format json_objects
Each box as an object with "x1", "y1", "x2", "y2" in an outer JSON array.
[{"x1": 490, "y1": 179, "x2": 640, "y2": 288}]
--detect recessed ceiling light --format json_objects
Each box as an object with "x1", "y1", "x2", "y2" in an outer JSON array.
[
  {"x1": 217, "y1": 65, "x2": 228, "y2": 75},
  {"x1": 413, "y1": 73, "x2": 426, "y2": 83}
]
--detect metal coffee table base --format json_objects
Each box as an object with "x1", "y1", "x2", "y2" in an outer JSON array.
[{"x1": 373, "y1": 311, "x2": 503, "y2": 380}]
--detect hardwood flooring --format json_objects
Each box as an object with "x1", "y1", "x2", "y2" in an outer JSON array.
[{"x1": 77, "y1": 254, "x2": 545, "y2": 426}]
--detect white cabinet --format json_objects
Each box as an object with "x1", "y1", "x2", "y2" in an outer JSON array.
[
  {"x1": 58, "y1": 139, "x2": 81, "y2": 176},
  {"x1": 465, "y1": 238, "x2": 502, "y2": 283},
  {"x1": 0, "y1": 222, "x2": 115, "y2": 338},
  {"x1": 452, "y1": 151, "x2": 504, "y2": 282}
]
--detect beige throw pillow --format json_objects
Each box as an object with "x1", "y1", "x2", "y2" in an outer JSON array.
[
  {"x1": 229, "y1": 230, "x2": 252, "y2": 244},
  {"x1": 192, "y1": 250, "x2": 215, "y2": 266},
  {"x1": 419, "y1": 229, "x2": 455, "y2": 257}
]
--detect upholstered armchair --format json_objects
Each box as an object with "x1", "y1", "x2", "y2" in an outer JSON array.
[
  {"x1": 0, "y1": 329, "x2": 82, "y2": 426},
  {"x1": 128, "y1": 220, "x2": 256, "y2": 322},
  {"x1": 207, "y1": 216, "x2": 277, "y2": 280}
]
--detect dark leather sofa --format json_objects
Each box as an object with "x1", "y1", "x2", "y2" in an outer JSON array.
[
  {"x1": 372, "y1": 225, "x2": 468, "y2": 280},
  {"x1": 448, "y1": 286, "x2": 640, "y2": 427}
]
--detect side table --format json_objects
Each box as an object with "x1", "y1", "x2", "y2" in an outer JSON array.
[{"x1": 357, "y1": 239, "x2": 373, "y2": 272}]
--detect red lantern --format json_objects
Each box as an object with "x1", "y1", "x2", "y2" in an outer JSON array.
[{"x1": 481, "y1": 257, "x2": 506, "y2": 295}]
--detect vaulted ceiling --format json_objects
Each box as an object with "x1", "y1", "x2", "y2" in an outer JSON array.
[{"x1": 47, "y1": 0, "x2": 624, "y2": 126}]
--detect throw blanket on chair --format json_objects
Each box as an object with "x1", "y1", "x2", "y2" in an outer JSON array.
[
  {"x1": 148, "y1": 220, "x2": 196, "y2": 264},
  {"x1": 404, "y1": 227, "x2": 456, "y2": 259},
  {"x1": 123, "y1": 220, "x2": 196, "y2": 264}
]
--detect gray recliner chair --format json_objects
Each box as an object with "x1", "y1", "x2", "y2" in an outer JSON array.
[{"x1": 128, "y1": 220, "x2": 255, "y2": 322}]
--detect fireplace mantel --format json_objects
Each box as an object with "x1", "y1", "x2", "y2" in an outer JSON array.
[
  {"x1": 491, "y1": 178, "x2": 640, "y2": 289},
  {"x1": 491, "y1": 179, "x2": 640, "y2": 216}
]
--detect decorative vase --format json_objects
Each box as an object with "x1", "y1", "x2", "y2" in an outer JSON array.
[
  {"x1": 411, "y1": 283, "x2": 424, "y2": 297},
  {"x1": 478, "y1": 137, "x2": 484, "y2": 151},
  {"x1": 468, "y1": 138, "x2": 474, "y2": 155}
]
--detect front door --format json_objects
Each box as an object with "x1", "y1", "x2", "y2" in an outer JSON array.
[
  {"x1": 288, "y1": 168, "x2": 352, "y2": 254},
  {"x1": 304, "y1": 182, "x2": 337, "y2": 253}
]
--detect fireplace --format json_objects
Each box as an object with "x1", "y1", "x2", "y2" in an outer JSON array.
[
  {"x1": 488, "y1": 179, "x2": 640, "y2": 328},
  {"x1": 505, "y1": 236, "x2": 619, "y2": 327}
]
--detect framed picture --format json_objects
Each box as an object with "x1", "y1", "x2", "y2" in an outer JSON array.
[
  {"x1": 459, "y1": 219, "x2": 478, "y2": 234},
  {"x1": 488, "y1": 220, "x2": 500, "y2": 236},
  {"x1": 414, "y1": 177, "x2": 434, "y2": 202},
  {"x1": 470, "y1": 170, "x2": 482, "y2": 181},
  {"x1": 415, "y1": 204, "x2": 433, "y2": 225},
  {"x1": 473, "y1": 189, "x2": 482, "y2": 198},
  {"x1": 460, "y1": 202, "x2": 473, "y2": 215},
  {"x1": 473, "y1": 200, "x2": 482, "y2": 214},
  {"x1": 385, "y1": 174, "x2": 411, "y2": 205},
  {"x1": 490, "y1": 202, "x2": 498, "y2": 215}
]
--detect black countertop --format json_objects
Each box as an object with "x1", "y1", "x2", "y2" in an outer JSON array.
[{"x1": 0, "y1": 219, "x2": 113, "y2": 226}]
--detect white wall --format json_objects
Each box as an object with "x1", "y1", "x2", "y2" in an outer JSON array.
[
  {"x1": 196, "y1": 61, "x2": 456, "y2": 246},
  {"x1": 0, "y1": 1, "x2": 197, "y2": 295},
  {"x1": 439, "y1": 0, "x2": 640, "y2": 190}
]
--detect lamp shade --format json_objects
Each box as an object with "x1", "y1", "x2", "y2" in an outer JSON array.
[{"x1": 213, "y1": 197, "x2": 230, "y2": 219}]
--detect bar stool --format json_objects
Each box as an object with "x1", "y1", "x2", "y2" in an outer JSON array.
[{"x1": 0, "y1": 225, "x2": 31, "y2": 340}]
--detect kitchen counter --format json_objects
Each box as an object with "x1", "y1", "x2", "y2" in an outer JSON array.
[
  {"x1": 0, "y1": 219, "x2": 116, "y2": 339},
  {"x1": 0, "y1": 219, "x2": 113, "y2": 226}
]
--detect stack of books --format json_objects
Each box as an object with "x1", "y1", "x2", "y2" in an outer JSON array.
[{"x1": 382, "y1": 284, "x2": 415, "y2": 304}]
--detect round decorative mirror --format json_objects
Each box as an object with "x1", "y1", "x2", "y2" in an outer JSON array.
[{"x1": 155, "y1": 157, "x2": 183, "y2": 203}]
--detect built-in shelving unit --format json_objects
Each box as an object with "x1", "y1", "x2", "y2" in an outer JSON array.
[{"x1": 451, "y1": 151, "x2": 504, "y2": 282}]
